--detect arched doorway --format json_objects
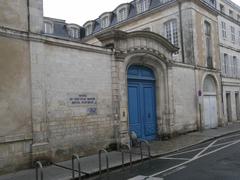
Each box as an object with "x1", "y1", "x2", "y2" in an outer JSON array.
[
  {"x1": 127, "y1": 65, "x2": 157, "y2": 140},
  {"x1": 203, "y1": 75, "x2": 218, "y2": 129}
]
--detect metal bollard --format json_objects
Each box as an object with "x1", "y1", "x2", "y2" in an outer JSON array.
[
  {"x1": 35, "y1": 161, "x2": 43, "y2": 180},
  {"x1": 72, "y1": 154, "x2": 82, "y2": 180},
  {"x1": 139, "y1": 139, "x2": 151, "y2": 161},
  {"x1": 120, "y1": 143, "x2": 132, "y2": 169},
  {"x1": 98, "y1": 149, "x2": 109, "y2": 179}
]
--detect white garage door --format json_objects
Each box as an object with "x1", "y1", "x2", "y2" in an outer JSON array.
[{"x1": 203, "y1": 95, "x2": 218, "y2": 129}]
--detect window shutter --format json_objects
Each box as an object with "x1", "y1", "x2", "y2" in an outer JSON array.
[
  {"x1": 229, "y1": 56, "x2": 233, "y2": 77},
  {"x1": 220, "y1": 53, "x2": 225, "y2": 75}
]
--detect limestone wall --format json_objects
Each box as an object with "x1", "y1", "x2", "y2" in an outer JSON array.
[
  {"x1": 0, "y1": 36, "x2": 32, "y2": 173},
  {"x1": 30, "y1": 39, "x2": 114, "y2": 161},
  {"x1": 0, "y1": 0, "x2": 28, "y2": 31},
  {"x1": 171, "y1": 65, "x2": 198, "y2": 133}
]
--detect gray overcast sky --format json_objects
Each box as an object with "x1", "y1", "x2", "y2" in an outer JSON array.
[{"x1": 43, "y1": 0, "x2": 240, "y2": 26}]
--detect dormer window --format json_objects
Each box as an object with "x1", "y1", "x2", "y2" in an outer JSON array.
[
  {"x1": 70, "y1": 28, "x2": 79, "y2": 38},
  {"x1": 84, "y1": 21, "x2": 95, "y2": 36},
  {"x1": 101, "y1": 16, "x2": 109, "y2": 28},
  {"x1": 67, "y1": 24, "x2": 80, "y2": 39},
  {"x1": 43, "y1": 21, "x2": 53, "y2": 34},
  {"x1": 118, "y1": 8, "x2": 127, "y2": 22},
  {"x1": 100, "y1": 12, "x2": 112, "y2": 29},
  {"x1": 136, "y1": 0, "x2": 151, "y2": 14},
  {"x1": 85, "y1": 25, "x2": 92, "y2": 36},
  {"x1": 116, "y1": 4, "x2": 130, "y2": 22}
]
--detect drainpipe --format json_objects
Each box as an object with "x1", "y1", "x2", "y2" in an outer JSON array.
[
  {"x1": 27, "y1": 0, "x2": 30, "y2": 33},
  {"x1": 178, "y1": 1, "x2": 185, "y2": 63}
]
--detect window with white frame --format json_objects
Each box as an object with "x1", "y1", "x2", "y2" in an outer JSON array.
[
  {"x1": 44, "y1": 22, "x2": 53, "y2": 34},
  {"x1": 101, "y1": 16, "x2": 110, "y2": 28},
  {"x1": 221, "y1": 21, "x2": 227, "y2": 38},
  {"x1": 85, "y1": 24, "x2": 93, "y2": 36},
  {"x1": 205, "y1": 21, "x2": 212, "y2": 68},
  {"x1": 118, "y1": 8, "x2": 127, "y2": 22},
  {"x1": 136, "y1": 0, "x2": 150, "y2": 14},
  {"x1": 68, "y1": 27, "x2": 79, "y2": 39},
  {"x1": 165, "y1": 19, "x2": 178, "y2": 47},
  {"x1": 223, "y1": 53, "x2": 228, "y2": 76},
  {"x1": 233, "y1": 56, "x2": 238, "y2": 77},
  {"x1": 231, "y1": 26, "x2": 235, "y2": 42}
]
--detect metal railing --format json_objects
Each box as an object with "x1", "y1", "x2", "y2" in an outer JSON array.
[
  {"x1": 98, "y1": 149, "x2": 109, "y2": 179},
  {"x1": 72, "y1": 154, "x2": 82, "y2": 180},
  {"x1": 139, "y1": 139, "x2": 151, "y2": 161},
  {"x1": 120, "y1": 143, "x2": 132, "y2": 169},
  {"x1": 35, "y1": 161, "x2": 43, "y2": 180}
]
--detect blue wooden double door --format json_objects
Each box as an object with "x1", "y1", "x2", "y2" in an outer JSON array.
[{"x1": 128, "y1": 65, "x2": 157, "y2": 140}]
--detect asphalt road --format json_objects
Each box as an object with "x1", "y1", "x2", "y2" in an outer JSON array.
[{"x1": 91, "y1": 132, "x2": 240, "y2": 180}]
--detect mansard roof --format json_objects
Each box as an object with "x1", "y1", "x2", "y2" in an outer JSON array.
[
  {"x1": 43, "y1": 17, "x2": 84, "y2": 40},
  {"x1": 82, "y1": 0, "x2": 219, "y2": 38}
]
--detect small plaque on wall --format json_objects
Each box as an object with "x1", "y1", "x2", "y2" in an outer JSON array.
[{"x1": 67, "y1": 93, "x2": 97, "y2": 107}]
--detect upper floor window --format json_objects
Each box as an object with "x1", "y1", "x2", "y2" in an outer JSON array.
[
  {"x1": 136, "y1": 0, "x2": 151, "y2": 14},
  {"x1": 233, "y1": 56, "x2": 238, "y2": 77},
  {"x1": 118, "y1": 8, "x2": 127, "y2": 22},
  {"x1": 44, "y1": 21, "x2": 53, "y2": 34},
  {"x1": 220, "y1": 4, "x2": 224, "y2": 13},
  {"x1": 205, "y1": 21, "x2": 213, "y2": 68},
  {"x1": 85, "y1": 24, "x2": 93, "y2": 36},
  {"x1": 221, "y1": 21, "x2": 227, "y2": 39},
  {"x1": 84, "y1": 21, "x2": 95, "y2": 36},
  {"x1": 116, "y1": 4, "x2": 130, "y2": 22},
  {"x1": 101, "y1": 16, "x2": 110, "y2": 28},
  {"x1": 229, "y1": 9, "x2": 233, "y2": 18},
  {"x1": 68, "y1": 27, "x2": 79, "y2": 39},
  {"x1": 223, "y1": 53, "x2": 228, "y2": 75},
  {"x1": 164, "y1": 19, "x2": 178, "y2": 47},
  {"x1": 231, "y1": 26, "x2": 235, "y2": 42}
]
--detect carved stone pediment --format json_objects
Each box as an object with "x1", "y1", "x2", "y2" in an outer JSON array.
[{"x1": 96, "y1": 30, "x2": 179, "y2": 61}]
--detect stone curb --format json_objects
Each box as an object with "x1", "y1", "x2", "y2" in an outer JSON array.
[
  {"x1": 83, "y1": 128, "x2": 240, "y2": 179},
  {"x1": 150, "y1": 128, "x2": 240, "y2": 158}
]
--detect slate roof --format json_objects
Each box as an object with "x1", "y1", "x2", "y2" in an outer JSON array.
[
  {"x1": 84, "y1": 0, "x2": 218, "y2": 36},
  {"x1": 43, "y1": 0, "x2": 234, "y2": 40},
  {"x1": 43, "y1": 17, "x2": 85, "y2": 40}
]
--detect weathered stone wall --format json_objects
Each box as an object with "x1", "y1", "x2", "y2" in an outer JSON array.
[
  {"x1": 171, "y1": 65, "x2": 198, "y2": 133},
  {"x1": 30, "y1": 39, "x2": 114, "y2": 161},
  {"x1": 0, "y1": 36, "x2": 32, "y2": 173},
  {"x1": 0, "y1": 0, "x2": 28, "y2": 31},
  {"x1": 222, "y1": 79, "x2": 240, "y2": 122}
]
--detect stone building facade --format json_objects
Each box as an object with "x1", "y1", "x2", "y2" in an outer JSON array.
[
  {"x1": 0, "y1": 0, "x2": 238, "y2": 174},
  {"x1": 217, "y1": 0, "x2": 240, "y2": 122}
]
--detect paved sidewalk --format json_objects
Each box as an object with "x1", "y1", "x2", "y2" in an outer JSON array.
[{"x1": 0, "y1": 122, "x2": 240, "y2": 180}]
